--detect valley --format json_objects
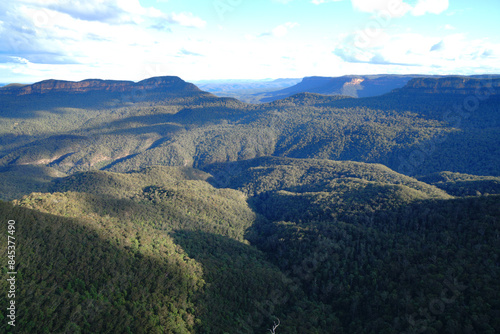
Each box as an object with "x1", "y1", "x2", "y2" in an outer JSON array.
[{"x1": 0, "y1": 75, "x2": 499, "y2": 333}]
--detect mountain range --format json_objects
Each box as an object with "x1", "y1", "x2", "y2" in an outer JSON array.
[
  {"x1": 0, "y1": 76, "x2": 200, "y2": 96},
  {"x1": 1, "y1": 74, "x2": 499, "y2": 333},
  {"x1": 1, "y1": 75, "x2": 499, "y2": 180},
  {"x1": 256, "y1": 74, "x2": 420, "y2": 101}
]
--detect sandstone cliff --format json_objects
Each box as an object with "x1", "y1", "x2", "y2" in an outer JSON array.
[
  {"x1": 0, "y1": 76, "x2": 200, "y2": 96},
  {"x1": 399, "y1": 76, "x2": 500, "y2": 96}
]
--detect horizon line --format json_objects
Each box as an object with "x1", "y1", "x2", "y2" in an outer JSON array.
[{"x1": 3, "y1": 72, "x2": 500, "y2": 87}]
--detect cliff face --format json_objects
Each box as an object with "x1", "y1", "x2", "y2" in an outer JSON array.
[
  {"x1": 259, "y1": 75, "x2": 419, "y2": 102},
  {"x1": 400, "y1": 77, "x2": 500, "y2": 96},
  {"x1": 0, "y1": 76, "x2": 200, "y2": 96}
]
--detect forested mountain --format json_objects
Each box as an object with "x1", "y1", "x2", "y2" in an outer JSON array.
[
  {"x1": 1, "y1": 162, "x2": 499, "y2": 333},
  {"x1": 0, "y1": 76, "x2": 201, "y2": 96},
  {"x1": 255, "y1": 74, "x2": 422, "y2": 102},
  {"x1": 255, "y1": 74, "x2": 500, "y2": 103},
  {"x1": 1, "y1": 74, "x2": 499, "y2": 333},
  {"x1": 1, "y1": 75, "x2": 499, "y2": 196},
  {"x1": 416, "y1": 172, "x2": 500, "y2": 197}
]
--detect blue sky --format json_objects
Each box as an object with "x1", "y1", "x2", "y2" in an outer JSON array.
[{"x1": 0, "y1": 0, "x2": 499, "y2": 83}]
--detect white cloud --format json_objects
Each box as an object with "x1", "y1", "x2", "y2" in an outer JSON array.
[
  {"x1": 167, "y1": 12, "x2": 206, "y2": 28},
  {"x1": 350, "y1": 0, "x2": 448, "y2": 17},
  {"x1": 445, "y1": 9, "x2": 463, "y2": 16},
  {"x1": 351, "y1": 0, "x2": 412, "y2": 17},
  {"x1": 18, "y1": 0, "x2": 141, "y2": 24},
  {"x1": 311, "y1": 0, "x2": 342, "y2": 4},
  {"x1": 273, "y1": 0, "x2": 449, "y2": 17},
  {"x1": 0, "y1": 0, "x2": 206, "y2": 83},
  {"x1": 256, "y1": 22, "x2": 298, "y2": 38},
  {"x1": 333, "y1": 30, "x2": 500, "y2": 75},
  {"x1": 0, "y1": 0, "x2": 496, "y2": 83},
  {"x1": 411, "y1": 0, "x2": 448, "y2": 15},
  {"x1": 272, "y1": 0, "x2": 449, "y2": 17},
  {"x1": 272, "y1": 22, "x2": 298, "y2": 37},
  {"x1": 15, "y1": 0, "x2": 205, "y2": 27},
  {"x1": 0, "y1": 0, "x2": 206, "y2": 65}
]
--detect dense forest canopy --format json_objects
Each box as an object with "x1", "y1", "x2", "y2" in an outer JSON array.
[{"x1": 0, "y1": 75, "x2": 499, "y2": 333}]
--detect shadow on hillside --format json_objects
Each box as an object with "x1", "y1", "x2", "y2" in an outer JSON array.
[
  {"x1": 105, "y1": 123, "x2": 184, "y2": 137},
  {"x1": 0, "y1": 91, "x2": 126, "y2": 118},
  {"x1": 388, "y1": 128, "x2": 500, "y2": 177},
  {"x1": 0, "y1": 87, "x2": 216, "y2": 117},
  {"x1": 96, "y1": 104, "x2": 254, "y2": 130},
  {"x1": 170, "y1": 229, "x2": 292, "y2": 333},
  {"x1": 0, "y1": 165, "x2": 65, "y2": 201},
  {"x1": 0, "y1": 133, "x2": 37, "y2": 151},
  {"x1": 0, "y1": 201, "x2": 200, "y2": 333}
]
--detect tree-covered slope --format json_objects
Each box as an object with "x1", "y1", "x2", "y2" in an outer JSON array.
[
  {"x1": 417, "y1": 171, "x2": 500, "y2": 197},
  {"x1": 205, "y1": 157, "x2": 500, "y2": 333},
  {"x1": 249, "y1": 195, "x2": 500, "y2": 333},
  {"x1": 257, "y1": 74, "x2": 421, "y2": 102},
  {"x1": 0, "y1": 200, "x2": 204, "y2": 334},
  {"x1": 0, "y1": 167, "x2": 321, "y2": 333},
  {"x1": 1, "y1": 161, "x2": 499, "y2": 333},
  {"x1": 1, "y1": 75, "x2": 500, "y2": 333},
  {"x1": 0, "y1": 165, "x2": 66, "y2": 201},
  {"x1": 1, "y1": 76, "x2": 499, "y2": 180},
  {"x1": 203, "y1": 156, "x2": 450, "y2": 198}
]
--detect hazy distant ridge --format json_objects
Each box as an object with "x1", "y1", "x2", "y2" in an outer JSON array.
[
  {"x1": 256, "y1": 74, "x2": 500, "y2": 102},
  {"x1": 256, "y1": 74, "x2": 421, "y2": 102}
]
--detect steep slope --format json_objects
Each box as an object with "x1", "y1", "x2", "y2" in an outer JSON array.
[
  {"x1": 418, "y1": 171, "x2": 500, "y2": 197},
  {"x1": 47, "y1": 167, "x2": 255, "y2": 240},
  {"x1": 2, "y1": 163, "x2": 499, "y2": 333},
  {"x1": 0, "y1": 165, "x2": 66, "y2": 201},
  {"x1": 0, "y1": 76, "x2": 246, "y2": 177},
  {"x1": 397, "y1": 76, "x2": 500, "y2": 95},
  {"x1": 258, "y1": 74, "x2": 500, "y2": 103},
  {"x1": 0, "y1": 167, "x2": 322, "y2": 333},
  {"x1": 0, "y1": 76, "x2": 212, "y2": 121},
  {"x1": 328, "y1": 76, "x2": 500, "y2": 175},
  {"x1": 205, "y1": 156, "x2": 453, "y2": 229},
  {"x1": 1, "y1": 75, "x2": 499, "y2": 189},
  {"x1": 0, "y1": 76, "x2": 201, "y2": 96},
  {"x1": 0, "y1": 199, "x2": 208, "y2": 333},
  {"x1": 340, "y1": 76, "x2": 500, "y2": 122},
  {"x1": 203, "y1": 156, "x2": 450, "y2": 198},
  {"x1": 249, "y1": 194, "x2": 500, "y2": 333}
]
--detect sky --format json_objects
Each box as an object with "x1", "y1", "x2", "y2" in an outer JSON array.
[{"x1": 0, "y1": 0, "x2": 499, "y2": 83}]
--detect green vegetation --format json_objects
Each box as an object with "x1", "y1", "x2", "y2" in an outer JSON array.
[
  {"x1": 203, "y1": 156, "x2": 450, "y2": 198},
  {"x1": 0, "y1": 199, "x2": 204, "y2": 333},
  {"x1": 1, "y1": 160, "x2": 499, "y2": 333},
  {"x1": 249, "y1": 195, "x2": 500, "y2": 333},
  {"x1": 1, "y1": 78, "x2": 499, "y2": 178},
  {"x1": 0, "y1": 165, "x2": 66, "y2": 201},
  {"x1": 418, "y1": 171, "x2": 500, "y2": 197},
  {"x1": 1, "y1": 77, "x2": 499, "y2": 333},
  {"x1": 0, "y1": 167, "x2": 312, "y2": 333}
]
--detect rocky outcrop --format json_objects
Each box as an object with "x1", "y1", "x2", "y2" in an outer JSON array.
[
  {"x1": 0, "y1": 76, "x2": 200, "y2": 96},
  {"x1": 400, "y1": 77, "x2": 500, "y2": 96},
  {"x1": 259, "y1": 75, "x2": 419, "y2": 102}
]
